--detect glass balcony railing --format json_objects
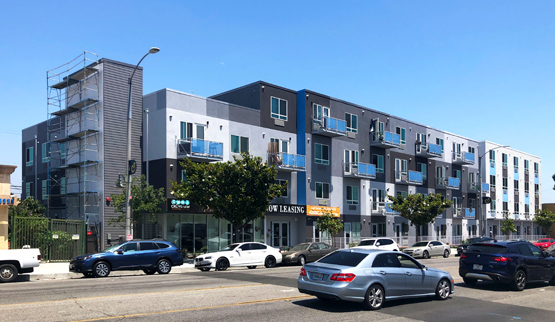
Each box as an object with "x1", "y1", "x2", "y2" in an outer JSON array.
[
  {"x1": 436, "y1": 177, "x2": 460, "y2": 190},
  {"x1": 408, "y1": 170, "x2": 423, "y2": 184},
  {"x1": 177, "y1": 138, "x2": 223, "y2": 161},
  {"x1": 268, "y1": 152, "x2": 306, "y2": 171},
  {"x1": 344, "y1": 162, "x2": 376, "y2": 179},
  {"x1": 313, "y1": 116, "x2": 347, "y2": 136},
  {"x1": 428, "y1": 143, "x2": 443, "y2": 156},
  {"x1": 370, "y1": 131, "x2": 401, "y2": 148},
  {"x1": 453, "y1": 152, "x2": 475, "y2": 165},
  {"x1": 464, "y1": 208, "x2": 476, "y2": 219}
]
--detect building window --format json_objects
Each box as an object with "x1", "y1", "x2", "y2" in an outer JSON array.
[
  {"x1": 271, "y1": 96, "x2": 287, "y2": 121},
  {"x1": 490, "y1": 150, "x2": 495, "y2": 161},
  {"x1": 60, "y1": 177, "x2": 66, "y2": 195},
  {"x1": 313, "y1": 104, "x2": 329, "y2": 122},
  {"x1": 42, "y1": 180, "x2": 49, "y2": 199},
  {"x1": 502, "y1": 177, "x2": 508, "y2": 190},
  {"x1": 396, "y1": 127, "x2": 406, "y2": 145},
  {"x1": 468, "y1": 146, "x2": 475, "y2": 154},
  {"x1": 514, "y1": 156, "x2": 519, "y2": 169},
  {"x1": 372, "y1": 189, "x2": 386, "y2": 210},
  {"x1": 181, "y1": 170, "x2": 187, "y2": 182},
  {"x1": 60, "y1": 142, "x2": 66, "y2": 159},
  {"x1": 514, "y1": 202, "x2": 519, "y2": 214},
  {"x1": 316, "y1": 182, "x2": 330, "y2": 199},
  {"x1": 180, "y1": 122, "x2": 193, "y2": 140},
  {"x1": 275, "y1": 179, "x2": 288, "y2": 198},
  {"x1": 453, "y1": 169, "x2": 461, "y2": 179},
  {"x1": 436, "y1": 138, "x2": 444, "y2": 152},
  {"x1": 514, "y1": 180, "x2": 519, "y2": 192},
  {"x1": 395, "y1": 159, "x2": 408, "y2": 181},
  {"x1": 535, "y1": 184, "x2": 539, "y2": 195},
  {"x1": 502, "y1": 153, "x2": 508, "y2": 167},
  {"x1": 373, "y1": 154, "x2": 384, "y2": 173},
  {"x1": 417, "y1": 162, "x2": 427, "y2": 180},
  {"x1": 525, "y1": 204, "x2": 530, "y2": 214},
  {"x1": 534, "y1": 162, "x2": 539, "y2": 174},
  {"x1": 345, "y1": 113, "x2": 358, "y2": 133},
  {"x1": 490, "y1": 175, "x2": 496, "y2": 189},
  {"x1": 503, "y1": 201, "x2": 509, "y2": 212},
  {"x1": 26, "y1": 147, "x2": 33, "y2": 166},
  {"x1": 524, "y1": 160, "x2": 529, "y2": 171},
  {"x1": 231, "y1": 135, "x2": 249, "y2": 153},
  {"x1": 26, "y1": 182, "x2": 31, "y2": 197},
  {"x1": 491, "y1": 200, "x2": 496, "y2": 211},
  {"x1": 315, "y1": 143, "x2": 329, "y2": 165},
  {"x1": 346, "y1": 186, "x2": 359, "y2": 205},
  {"x1": 270, "y1": 138, "x2": 289, "y2": 153},
  {"x1": 42, "y1": 142, "x2": 50, "y2": 163},
  {"x1": 525, "y1": 182, "x2": 529, "y2": 193}
]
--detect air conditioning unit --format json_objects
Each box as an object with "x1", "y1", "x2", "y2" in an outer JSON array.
[
  {"x1": 535, "y1": 173, "x2": 538, "y2": 178},
  {"x1": 525, "y1": 192, "x2": 529, "y2": 197},
  {"x1": 490, "y1": 161, "x2": 495, "y2": 167},
  {"x1": 491, "y1": 186, "x2": 496, "y2": 192},
  {"x1": 503, "y1": 189, "x2": 508, "y2": 194},
  {"x1": 514, "y1": 168, "x2": 518, "y2": 173}
]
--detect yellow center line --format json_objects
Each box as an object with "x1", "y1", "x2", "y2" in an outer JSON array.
[
  {"x1": 0, "y1": 283, "x2": 267, "y2": 307},
  {"x1": 71, "y1": 295, "x2": 314, "y2": 322}
]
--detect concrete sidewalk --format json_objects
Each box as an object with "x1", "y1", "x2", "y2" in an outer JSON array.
[{"x1": 16, "y1": 261, "x2": 196, "y2": 282}]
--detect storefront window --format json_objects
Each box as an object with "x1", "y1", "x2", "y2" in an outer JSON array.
[
  {"x1": 207, "y1": 215, "x2": 220, "y2": 252},
  {"x1": 194, "y1": 214, "x2": 207, "y2": 253}
]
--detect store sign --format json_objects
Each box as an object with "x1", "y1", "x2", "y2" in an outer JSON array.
[
  {"x1": 168, "y1": 198, "x2": 191, "y2": 211},
  {"x1": 267, "y1": 204, "x2": 306, "y2": 215},
  {"x1": 307, "y1": 205, "x2": 340, "y2": 217}
]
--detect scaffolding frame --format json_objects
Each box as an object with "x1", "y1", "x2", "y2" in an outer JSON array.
[{"x1": 46, "y1": 52, "x2": 101, "y2": 240}]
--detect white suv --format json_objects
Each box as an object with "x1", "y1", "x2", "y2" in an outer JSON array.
[{"x1": 352, "y1": 238, "x2": 399, "y2": 251}]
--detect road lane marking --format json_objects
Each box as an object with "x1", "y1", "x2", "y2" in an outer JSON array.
[
  {"x1": 70, "y1": 295, "x2": 314, "y2": 322},
  {"x1": 0, "y1": 283, "x2": 267, "y2": 307}
]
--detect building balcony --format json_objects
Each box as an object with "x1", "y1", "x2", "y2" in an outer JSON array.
[
  {"x1": 481, "y1": 183, "x2": 490, "y2": 193},
  {"x1": 464, "y1": 208, "x2": 476, "y2": 219},
  {"x1": 268, "y1": 152, "x2": 306, "y2": 172},
  {"x1": 343, "y1": 162, "x2": 376, "y2": 179},
  {"x1": 370, "y1": 131, "x2": 401, "y2": 149},
  {"x1": 177, "y1": 138, "x2": 223, "y2": 162},
  {"x1": 453, "y1": 208, "x2": 463, "y2": 218},
  {"x1": 416, "y1": 143, "x2": 443, "y2": 158},
  {"x1": 395, "y1": 170, "x2": 423, "y2": 185},
  {"x1": 452, "y1": 152, "x2": 475, "y2": 165},
  {"x1": 468, "y1": 182, "x2": 478, "y2": 193},
  {"x1": 312, "y1": 117, "x2": 347, "y2": 137},
  {"x1": 371, "y1": 202, "x2": 398, "y2": 215},
  {"x1": 436, "y1": 177, "x2": 460, "y2": 190}
]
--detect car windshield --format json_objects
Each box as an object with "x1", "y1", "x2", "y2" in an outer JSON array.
[
  {"x1": 103, "y1": 244, "x2": 121, "y2": 252},
  {"x1": 358, "y1": 240, "x2": 375, "y2": 246},
  {"x1": 221, "y1": 244, "x2": 240, "y2": 251},
  {"x1": 291, "y1": 243, "x2": 309, "y2": 251},
  {"x1": 411, "y1": 242, "x2": 429, "y2": 247},
  {"x1": 537, "y1": 239, "x2": 550, "y2": 243},
  {"x1": 318, "y1": 251, "x2": 368, "y2": 267}
]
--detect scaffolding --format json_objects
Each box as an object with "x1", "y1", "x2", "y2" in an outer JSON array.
[{"x1": 46, "y1": 51, "x2": 101, "y2": 239}]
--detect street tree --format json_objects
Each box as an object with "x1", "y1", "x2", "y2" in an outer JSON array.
[
  {"x1": 387, "y1": 193, "x2": 453, "y2": 237},
  {"x1": 500, "y1": 216, "x2": 517, "y2": 240},
  {"x1": 109, "y1": 175, "x2": 166, "y2": 228},
  {"x1": 171, "y1": 153, "x2": 286, "y2": 243},
  {"x1": 8, "y1": 197, "x2": 45, "y2": 219},
  {"x1": 533, "y1": 208, "x2": 555, "y2": 237},
  {"x1": 316, "y1": 213, "x2": 343, "y2": 247},
  {"x1": 8, "y1": 197, "x2": 47, "y2": 250}
]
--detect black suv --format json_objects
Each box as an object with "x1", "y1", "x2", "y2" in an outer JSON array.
[
  {"x1": 456, "y1": 237, "x2": 493, "y2": 256},
  {"x1": 459, "y1": 241, "x2": 555, "y2": 291}
]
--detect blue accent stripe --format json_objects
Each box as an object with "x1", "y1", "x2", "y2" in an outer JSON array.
[{"x1": 296, "y1": 90, "x2": 306, "y2": 205}]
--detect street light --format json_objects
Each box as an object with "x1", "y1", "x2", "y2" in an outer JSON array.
[
  {"x1": 478, "y1": 145, "x2": 509, "y2": 237},
  {"x1": 125, "y1": 47, "x2": 160, "y2": 240}
]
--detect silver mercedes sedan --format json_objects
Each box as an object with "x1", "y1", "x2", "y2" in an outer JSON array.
[{"x1": 297, "y1": 249, "x2": 454, "y2": 310}]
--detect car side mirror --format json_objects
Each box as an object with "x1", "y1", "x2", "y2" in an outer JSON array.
[
  {"x1": 236, "y1": 248, "x2": 242, "y2": 252},
  {"x1": 117, "y1": 249, "x2": 124, "y2": 255},
  {"x1": 375, "y1": 243, "x2": 380, "y2": 246},
  {"x1": 421, "y1": 264, "x2": 427, "y2": 270}
]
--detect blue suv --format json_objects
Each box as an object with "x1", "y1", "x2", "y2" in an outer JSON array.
[
  {"x1": 459, "y1": 240, "x2": 555, "y2": 291},
  {"x1": 69, "y1": 240, "x2": 184, "y2": 278}
]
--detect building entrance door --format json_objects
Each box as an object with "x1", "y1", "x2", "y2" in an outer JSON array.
[{"x1": 272, "y1": 221, "x2": 289, "y2": 248}]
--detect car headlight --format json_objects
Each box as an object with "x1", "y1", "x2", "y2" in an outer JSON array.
[
  {"x1": 204, "y1": 256, "x2": 212, "y2": 260},
  {"x1": 290, "y1": 254, "x2": 296, "y2": 257},
  {"x1": 84, "y1": 255, "x2": 92, "y2": 260},
  {"x1": 414, "y1": 249, "x2": 420, "y2": 252}
]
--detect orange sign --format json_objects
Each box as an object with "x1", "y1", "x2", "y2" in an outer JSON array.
[{"x1": 306, "y1": 205, "x2": 340, "y2": 217}]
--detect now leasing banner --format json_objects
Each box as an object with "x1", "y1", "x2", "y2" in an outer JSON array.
[{"x1": 306, "y1": 205, "x2": 340, "y2": 217}]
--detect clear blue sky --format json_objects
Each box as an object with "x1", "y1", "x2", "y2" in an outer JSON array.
[{"x1": 0, "y1": 1, "x2": 553, "y2": 202}]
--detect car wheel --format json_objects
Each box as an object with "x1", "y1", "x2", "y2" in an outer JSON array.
[
  {"x1": 436, "y1": 279, "x2": 451, "y2": 300},
  {"x1": 512, "y1": 270, "x2": 526, "y2": 291},
  {"x1": 443, "y1": 250, "x2": 450, "y2": 258},
  {"x1": 200, "y1": 268, "x2": 211, "y2": 272},
  {"x1": 156, "y1": 259, "x2": 172, "y2": 274},
  {"x1": 364, "y1": 284, "x2": 384, "y2": 310},
  {"x1": 298, "y1": 255, "x2": 306, "y2": 266},
  {"x1": 143, "y1": 268, "x2": 156, "y2": 275},
  {"x1": 0, "y1": 264, "x2": 18, "y2": 283},
  {"x1": 422, "y1": 251, "x2": 430, "y2": 259},
  {"x1": 216, "y1": 258, "x2": 229, "y2": 271},
  {"x1": 463, "y1": 277, "x2": 477, "y2": 286},
  {"x1": 265, "y1": 256, "x2": 276, "y2": 268},
  {"x1": 247, "y1": 266, "x2": 257, "y2": 269},
  {"x1": 93, "y1": 261, "x2": 110, "y2": 278},
  {"x1": 83, "y1": 272, "x2": 95, "y2": 278}
]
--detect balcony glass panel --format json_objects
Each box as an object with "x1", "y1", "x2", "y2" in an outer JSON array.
[
  {"x1": 464, "y1": 152, "x2": 475, "y2": 163},
  {"x1": 385, "y1": 203, "x2": 399, "y2": 214},
  {"x1": 323, "y1": 116, "x2": 347, "y2": 133},
  {"x1": 481, "y1": 183, "x2": 489, "y2": 192},
  {"x1": 465, "y1": 208, "x2": 476, "y2": 218},
  {"x1": 428, "y1": 143, "x2": 442, "y2": 155},
  {"x1": 358, "y1": 163, "x2": 376, "y2": 177},
  {"x1": 384, "y1": 132, "x2": 401, "y2": 145},
  {"x1": 448, "y1": 177, "x2": 460, "y2": 188},
  {"x1": 408, "y1": 171, "x2": 423, "y2": 184}
]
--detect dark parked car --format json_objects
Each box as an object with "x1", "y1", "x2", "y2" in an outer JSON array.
[
  {"x1": 459, "y1": 241, "x2": 555, "y2": 291},
  {"x1": 69, "y1": 240, "x2": 184, "y2": 278},
  {"x1": 281, "y1": 242, "x2": 336, "y2": 265},
  {"x1": 457, "y1": 237, "x2": 493, "y2": 256},
  {"x1": 298, "y1": 249, "x2": 454, "y2": 310}
]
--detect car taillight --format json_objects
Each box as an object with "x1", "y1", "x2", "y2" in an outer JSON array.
[
  {"x1": 176, "y1": 249, "x2": 181, "y2": 254},
  {"x1": 330, "y1": 273, "x2": 356, "y2": 282},
  {"x1": 37, "y1": 254, "x2": 41, "y2": 261},
  {"x1": 491, "y1": 256, "x2": 510, "y2": 262},
  {"x1": 460, "y1": 254, "x2": 467, "y2": 258},
  {"x1": 300, "y1": 267, "x2": 307, "y2": 276}
]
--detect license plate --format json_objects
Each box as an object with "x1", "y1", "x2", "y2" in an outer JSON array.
[
  {"x1": 312, "y1": 272, "x2": 323, "y2": 280},
  {"x1": 473, "y1": 264, "x2": 483, "y2": 270}
]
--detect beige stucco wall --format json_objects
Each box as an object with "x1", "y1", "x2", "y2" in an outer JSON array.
[{"x1": 0, "y1": 165, "x2": 17, "y2": 250}]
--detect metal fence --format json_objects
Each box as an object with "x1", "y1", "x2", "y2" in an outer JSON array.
[
  {"x1": 307, "y1": 234, "x2": 548, "y2": 249},
  {"x1": 11, "y1": 217, "x2": 86, "y2": 261}
]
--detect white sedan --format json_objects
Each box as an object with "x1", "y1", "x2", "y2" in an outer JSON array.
[
  {"x1": 403, "y1": 241, "x2": 451, "y2": 259},
  {"x1": 194, "y1": 242, "x2": 282, "y2": 271}
]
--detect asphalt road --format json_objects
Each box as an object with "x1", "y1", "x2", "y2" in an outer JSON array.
[{"x1": 1, "y1": 256, "x2": 554, "y2": 322}]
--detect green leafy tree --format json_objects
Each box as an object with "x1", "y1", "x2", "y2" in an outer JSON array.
[
  {"x1": 533, "y1": 209, "x2": 555, "y2": 237},
  {"x1": 500, "y1": 217, "x2": 517, "y2": 240},
  {"x1": 387, "y1": 193, "x2": 453, "y2": 237},
  {"x1": 8, "y1": 197, "x2": 46, "y2": 219},
  {"x1": 171, "y1": 153, "x2": 285, "y2": 243},
  {"x1": 8, "y1": 197, "x2": 48, "y2": 251},
  {"x1": 316, "y1": 213, "x2": 343, "y2": 247},
  {"x1": 109, "y1": 175, "x2": 166, "y2": 228}
]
